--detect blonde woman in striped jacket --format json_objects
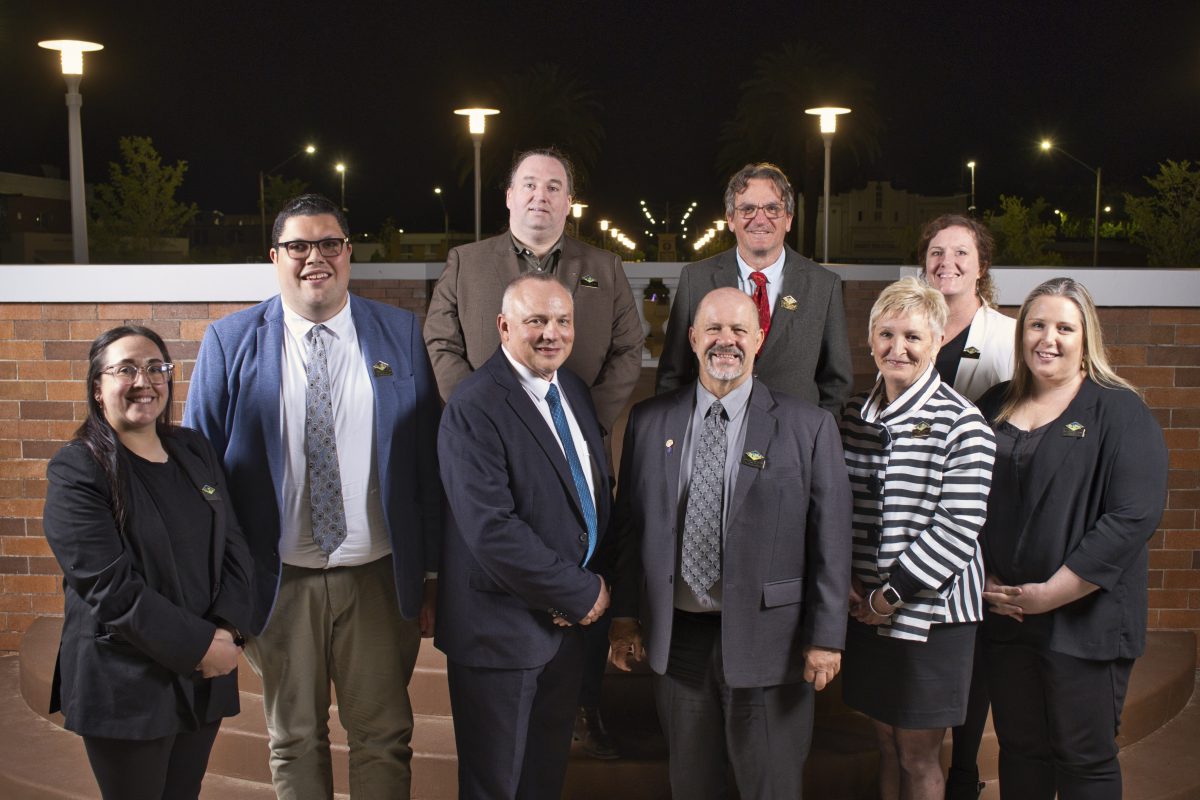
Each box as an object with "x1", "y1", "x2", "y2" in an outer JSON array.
[{"x1": 840, "y1": 277, "x2": 997, "y2": 800}]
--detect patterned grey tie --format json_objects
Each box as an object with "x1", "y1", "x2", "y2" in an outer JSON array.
[
  {"x1": 682, "y1": 400, "x2": 727, "y2": 596},
  {"x1": 305, "y1": 324, "x2": 347, "y2": 554}
]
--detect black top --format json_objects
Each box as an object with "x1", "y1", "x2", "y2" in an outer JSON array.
[
  {"x1": 935, "y1": 323, "x2": 971, "y2": 387},
  {"x1": 985, "y1": 420, "x2": 1052, "y2": 584},
  {"x1": 126, "y1": 448, "x2": 215, "y2": 617}
]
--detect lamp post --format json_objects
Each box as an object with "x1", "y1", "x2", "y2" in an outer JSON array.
[
  {"x1": 454, "y1": 107, "x2": 500, "y2": 242},
  {"x1": 259, "y1": 143, "x2": 316, "y2": 251},
  {"x1": 570, "y1": 202, "x2": 587, "y2": 238},
  {"x1": 335, "y1": 162, "x2": 346, "y2": 212},
  {"x1": 39, "y1": 39, "x2": 103, "y2": 264},
  {"x1": 966, "y1": 160, "x2": 977, "y2": 215},
  {"x1": 1040, "y1": 139, "x2": 1101, "y2": 267},
  {"x1": 804, "y1": 106, "x2": 851, "y2": 264},
  {"x1": 434, "y1": 186, "x2": 449, "y2": 249}
]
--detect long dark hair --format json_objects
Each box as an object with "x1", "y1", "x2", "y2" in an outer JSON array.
[{"x1": 75, "y1": 325, "x2": 175, "y2": 531}]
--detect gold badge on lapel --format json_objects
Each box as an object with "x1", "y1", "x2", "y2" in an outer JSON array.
[
  {"x1": 372, "y1": 361, "x2": 393, "y2": 377},
  {"x1": 962, "y1": 346, "x2": 981, "y2": 359},
  {"x1": 1063, "y1": 421, "x2": 1086, "y2": 438},
  {"x1": 781, "y1": 295, "x2": 798, "y2": 311},
  {"x1": 201, "y1": 485, "x2": 216, "y2": 495},
  {"x1": 665, "y1": 438, "x2": 675, "y2": 453},
  {"x1": 911, "y1": 421, "x2": 932, "y2": 439},
  {"x1": 741, "y1": 450, "x2": 767, "y2": 469},
  {"x1": 580, "y1": 275, "x2": 599, "y2": 288}
]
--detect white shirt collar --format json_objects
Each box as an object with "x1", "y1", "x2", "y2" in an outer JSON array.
[
  {"x1": 501, "y1": 344, "x2": 562, "y2": 401},
  {"x1": 281, "y1": 297, "x2": 353, "y2": 343},
  {"x1": 735, "y1": 247, "x2": 786, "y2": 286}
]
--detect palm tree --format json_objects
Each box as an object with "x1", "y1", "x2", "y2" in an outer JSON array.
[
  {"x1": 455, "y1": 63, "x2": 605, "y2": 199},
  {"x1": 716, "y1": 41, "x2": 881, "y2": 260}
]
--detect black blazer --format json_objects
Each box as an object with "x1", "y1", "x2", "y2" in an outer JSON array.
[
  {"x1": 978, "y1": 379, "x2": 1168, "y2": 661},
  {"x1": 42, "y1": 427, "x2": 254, "y2": 739}
]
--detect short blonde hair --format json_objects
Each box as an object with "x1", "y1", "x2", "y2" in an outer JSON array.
[{"x1": 868, "y1": 276, "x2": 948, "y2": 342}]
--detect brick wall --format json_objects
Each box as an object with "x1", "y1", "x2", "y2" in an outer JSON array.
[{"x1": 1, "y1": 278, "x2": 1197, "y2": 662}]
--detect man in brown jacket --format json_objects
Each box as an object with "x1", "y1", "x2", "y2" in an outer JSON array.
[{"x1": 424, "y1": 147, "x2": 643, "y2": 437}]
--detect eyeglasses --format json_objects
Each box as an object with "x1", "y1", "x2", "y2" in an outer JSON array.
[
  {"x1": 276, "y1": 238, "x2": 350, "y2": 259},
  {"x1": 734, "y1": 203, "x2": 787, "y2": 220},
  {"x1": 100, "y1": 363, "x2": 174, "y2": 385}
]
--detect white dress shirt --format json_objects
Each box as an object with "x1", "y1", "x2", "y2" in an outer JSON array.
[
  {"x1": 501, "y1": 345, "x2": 597, "y2": 506},
  {"x1": 735, "y1": 248, "x2": 787, "y2": 315},
  {"x1": 278, "y1": 300, "x2": 390, "y2": 568}
]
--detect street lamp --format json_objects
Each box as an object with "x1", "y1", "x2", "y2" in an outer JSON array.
[
  {"x1": 966, "y1": 160, "x2": 977, "y2": 215},
  {"x1": 571, "y1": 202, "x2": 587, "y2": 237},
  {"x1": 259, "y1": 143, "x2": 316, "y2": 251},
  {"x1": 1040, "y1": 139, "x2": 1102, "y2": 267},
  {"x1": 335, "y1": 162, "x2": 346, "y2": 211},
  {"x1": 804, "y1": 106, "x2": 851, "y2": 263},
  {"x1": 454, "y1": 107, "x2": 500, "y2": 242},
  {"x1": 434, "y1": 186, "x2": 449, "y2": 246},
  {"x1": 39, "y1": 39, "x2": 103, "y2": 264}
]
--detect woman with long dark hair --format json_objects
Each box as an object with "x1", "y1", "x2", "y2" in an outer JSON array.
[
  {"x1": 979, "y1": 278, "x2": 1167, "y2": 798},
  {"x1": 42, "y1": 325, "x2": 253, "y2": 799}
]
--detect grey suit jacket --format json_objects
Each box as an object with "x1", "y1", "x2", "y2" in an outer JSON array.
[
  {"x1": 609, "y1": 379, "x2": 852, "y2": 688},
  {"x1": 424, "y1": 233, "x2": 644, "y2": 434},
  {"x1": 656, "y1": 246, "x2": 852, "y2": 416}
]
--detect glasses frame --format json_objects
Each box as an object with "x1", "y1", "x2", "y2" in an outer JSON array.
[
  {"x1": 276, "y1": 237, "x2": 350, "y2": 259},
  {"x1": 734, "y1": 203, "x2": 788, "y2": 220},
  {"x1": 100, "y1": 363, "x2": 175, "y2": 385}
]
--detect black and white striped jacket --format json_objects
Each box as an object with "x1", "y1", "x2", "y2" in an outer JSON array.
[{"x1": 840, "y1": 366, "x2": 996, "y2": 642}]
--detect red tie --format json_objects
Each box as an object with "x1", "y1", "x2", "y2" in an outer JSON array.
[{"x1": 749, "y1": 271, "x2": 771, "y2": 349}]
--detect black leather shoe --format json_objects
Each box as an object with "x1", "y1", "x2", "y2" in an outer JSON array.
[{"x1": 572, "y1": 706, "x2": 619, "y2": 760}]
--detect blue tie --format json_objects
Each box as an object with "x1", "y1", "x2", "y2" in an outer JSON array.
[{"x1": 545, "y1": 384, "x2": 598, "y2": 566}]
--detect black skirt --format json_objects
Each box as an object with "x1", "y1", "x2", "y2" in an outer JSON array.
[{"x1": 842, "y1": 618, "x2": 978, "y2": 729}]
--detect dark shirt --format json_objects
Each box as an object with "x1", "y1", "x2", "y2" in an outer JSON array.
[
  {"x1": 510, "y1": 233, "x2": 564, "y2": 274},
  {"x1": 985, "y1": 420, "x2": 1053, "y2": 586},
  {"x1": 935, "y1": 323, "x2": 971, "y2": 388},
  {"x1": 126, "y1": 448, "x2": 214, "y2": 615}
]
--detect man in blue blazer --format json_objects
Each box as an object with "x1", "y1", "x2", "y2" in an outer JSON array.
[
  {"x1": 436, "y1": 272, "x2": 611, "y2": 799},
  {"x1": 184, "y1": 194, "x2": 443, "y2": 800}
]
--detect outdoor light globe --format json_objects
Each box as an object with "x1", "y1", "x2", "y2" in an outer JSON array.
[
  {"x1": 454, "y1": 107, "x2": 500, "y2": 135},
  {"x1": 38, "y1": 39, "x2": 103, "y2": 75},
  {"x1": 805, "y1": 106, "x2": 851, "y2": 134}
]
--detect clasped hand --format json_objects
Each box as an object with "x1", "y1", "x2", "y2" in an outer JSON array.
[
  {"x1": 551, "y1": 575, "x2": 610, "y2": 628},
  {"x1": 197, "y1": 627, "x2": 243, "y2": 678}
]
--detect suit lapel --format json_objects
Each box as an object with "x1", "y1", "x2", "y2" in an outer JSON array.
[
  {"x1": 726, "y1": 382, "x2": 775, "y2": 527},
  {"x1": 557, "y1": 238, "x2": 583, "y2": 295},
  {"x1": 712, "y1": 251, "x2": 740, "y2": 292},
  {"x1": 763, "y1": 250, "x2": 811, "y2": 358},
  {"x1": 562, "y1": 374, "x2": 609, "y2": 526},
  {"x1": 165, "y1": 435, "x2": 224, "y2": 605},
  {"x1": 255, "y1": 300, "x2": 286, "y2": 513},
  {"x1": 350, "y1": 298, "x2": 398, "y2": 494}
]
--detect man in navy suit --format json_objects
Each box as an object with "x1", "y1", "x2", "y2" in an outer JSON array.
[
  {"x1": 435, "y1": 272, "x2": 611, "y2": 798},
  {"x1": 185, "y1": 194, "x2": 443, "y2": 800}
]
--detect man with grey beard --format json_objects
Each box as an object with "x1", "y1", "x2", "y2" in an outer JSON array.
[{"x1": 606, "y1": 287, "x2": 852, "y2": 798}]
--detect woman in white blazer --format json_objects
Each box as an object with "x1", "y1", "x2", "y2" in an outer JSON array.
[
  {"x1": 918, "y1": 213, "x2": 1016, "y2": 799},
  {"x1": 920, "y1": 214, "x2": 1016, "y2": 403}
]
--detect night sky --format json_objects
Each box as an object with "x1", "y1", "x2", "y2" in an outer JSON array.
[{"x1": 5, "y1": 1, "x2": 1199, "y2": 242}]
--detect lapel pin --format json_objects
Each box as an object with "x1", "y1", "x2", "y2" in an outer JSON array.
[
  {"x1": 741, "y1": 450, "x2": 767, "y2": 469},
  {"x1": 665, "y1": 438, "x2": 674, "y2": 453},
  {"x1": 781, "y1": 295, "x2": 798, "y2": 311},
  {"x1": 911, "y1": 421, "x2": 932, "y2": 439},
  {"x1": 201, "y1": 485, "x2": 216, "y2": 495},
  {"x1": 580, "y1": 275, "x2": 599, "y2": 288},
  {"x1": 962, "y1": 346, "x2": 981, "y2": 359},
  {"x1": 372, "y1": 361, "x2": 393, "y2": 377},
  {"x1": 1063, "y1": 421, "x2": 1086, "y2": 438}
]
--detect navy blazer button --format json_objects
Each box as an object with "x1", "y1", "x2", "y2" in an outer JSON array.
[{"x1": 578, "y1": 534, "x2": 587, "y2": 543}]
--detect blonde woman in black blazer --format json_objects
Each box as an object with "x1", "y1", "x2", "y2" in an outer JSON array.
[
  {"x1": 42, "y1": 325, "x2": 253, "y2": 800},
  {"x1": 978, "y1": 278, "x2": 1167, "y2": 800}
]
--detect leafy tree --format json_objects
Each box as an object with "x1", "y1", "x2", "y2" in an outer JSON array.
[
  {"x1": 91, "y1": 136, "x2": 197, "y2": 262},
  {"x1": 263, "y1": 174, "x2": 309, "y2": 220},
  {"x1": 985, "y1": 195, "x2": 1062, "y2": 266},
  {"x1": 1124, "y1": 160, "x2": 1200, "y2": 267},
  {"x1": 716, "y1": 40, "x2": 881, "y2": 259},
  {"x1": 455, "y1": 63, "x2": 605, "y2": 199}
]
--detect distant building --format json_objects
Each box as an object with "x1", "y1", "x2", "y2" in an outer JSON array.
[
  {"x1": 0, "y1": 171, "x2": 76, "y2": 263},
  {"x1": 799, "y1": 181, "x2": 963, "y2": 263}
]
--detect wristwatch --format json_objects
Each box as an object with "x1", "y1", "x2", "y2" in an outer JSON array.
[{"x1": 881, "y1": 584, "x2": 903, "y2": 607}]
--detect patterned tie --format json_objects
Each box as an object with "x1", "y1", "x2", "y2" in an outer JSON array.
[
  {"x1": 749, "y1": 271, "x2": 771, "y2": 351},
  {"x1": 682, "y1": 400, "x2": 727, "y2": 596},
  {"x1": 545, "y1": 384, "x2": 598, "y2": 566},
  {"x1": 305, "y1": 324, "x2": 348, "y2": 554}
]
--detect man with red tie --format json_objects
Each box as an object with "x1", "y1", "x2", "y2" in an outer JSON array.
[{"x1": 656, "y1": 163, "x2": 852, "y2": 416}]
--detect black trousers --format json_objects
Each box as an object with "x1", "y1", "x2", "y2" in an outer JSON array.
[
  {"x1": 655, "y1": 610, "x2": 815, "y2": 800},
  {"x1": 447, "y1": 628, "x2": 585, "y2": 800},
  {"x1": 82, "y1": 719, "x2": 222, "y2": 800},
  {"x1": 985, "y1": 628, "x2": 1133, "y2": 800}
]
